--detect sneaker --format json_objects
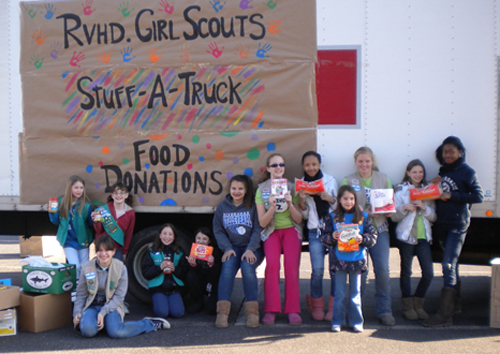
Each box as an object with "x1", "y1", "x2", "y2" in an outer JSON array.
[
  {"x1": 262, "y1": 312, "x2": 276, "y2": 325},
  {"x1": 331, "y1": 325, "x2": 341, "y2": 332},
  {"x1": 379, "y1": 314, "x2": 396, "y2": 326},
  {"x1": 353, "y1": 324, "x2": 364, "y2": 333},
  {"x1": 288, "y1": 313, "x2": 302, "y2": 325},
  {"x1": 145, "y1": 317, "x2": 171, "y2": 331}
]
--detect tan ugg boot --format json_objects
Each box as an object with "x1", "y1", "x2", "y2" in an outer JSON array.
[
  {"x1": 215, "y1": 300, "x2": 231, "y2": 328},
  {"x1": 402, "y1": 297, "x2": 418, "y2": 320},
  {"x1": 413, "y1": 297, "x2": 429, "y2": 320},
  {"x1": 244, "y1": 301, "x2": 260, "y2": 328}
]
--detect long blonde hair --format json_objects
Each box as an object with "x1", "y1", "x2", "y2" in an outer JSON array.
[
  {"x1": 259, "y1": 153, "x2": 285, "y2": 183},
  {"x1": 354, "y1": 146, "x2": 379, "y2": 172},
  {"x1": 59, "y1": 175, "x2": 89, "y2": 219}
]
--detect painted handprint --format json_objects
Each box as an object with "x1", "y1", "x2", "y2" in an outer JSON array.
[
  {"x1": 70, "y1": 51, "x2": 85, "y2": 68},
  {"x1": 43, "y1": 3, "x2": 56, "y2": 20},
  {"x1": 263, "y1": 0, "x2": 277, "y2": 9},
  {"x1": 239, "y1": 0, "x2": 253, "y2": 10},
  {"x1": 269, "y1": 19, "x2": 282, "y2": 33},
  {"x1": 121, "y1": 47, "x2": 136, "y2": 62},
  {"x1": 147, "y1": 47, "x2": 162, "y2": 63},
  {"x1": 159, "y1": 0, "x2": 174, "y2": 14},
  {"x1": 50, "y1": 42, "x2": 61, "y2": 59},
  {"x1": 177, "y1": 46, "x2": 192, "y2": 63},
  {"x1": 29, "y1": 54, "x2": 44, "y2": 69},
  {"x1": 32, "y1": 30, "x2": 48, "y2": 45},
  {"x1": 209, "y1": 0, "x2": 226, "y2": 13},
  {"x1": 82, "y1": 0, "x2": 96, "y2": 16},
  {"x1": 207, "y1": 42, "x2": 224, "y2": 58},
  {"x1": 256, "y1": 43, "x2": 272, "y2": 58},
  {"x1": 235, "y1": 43, "x2": 250, "y2": 59},
  {"x1": 97, "y1": 50, "x2": 111, "y2": 64},
  {"x1": 118, "y1": 2, "x2": 134, "y2": 17},
  {"x1": 23, "y1": 4, "x2": 37, "y2": 19}
]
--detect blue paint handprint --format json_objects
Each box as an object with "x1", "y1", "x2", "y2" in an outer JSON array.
[
  {"x1": 209, "y1": 0, "x2": 226, "y2": 13},
  {"x1": 121, "y1": 47, "x2": 136, "y2": 62},
  {"x1": 43, "y1": 3, "x2": 56, "y2": 20},
  {"x1": 256, "y1": 43, "x2": 272, "y2": 58}
]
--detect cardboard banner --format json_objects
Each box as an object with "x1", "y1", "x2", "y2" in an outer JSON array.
[{"x1": 19, "y1": 0, "x2": 317, "y2": 206}]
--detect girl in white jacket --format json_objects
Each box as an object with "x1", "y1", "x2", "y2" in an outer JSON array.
[{"x1": 392, "y1": 159, "x2": 436, "y2": 321}]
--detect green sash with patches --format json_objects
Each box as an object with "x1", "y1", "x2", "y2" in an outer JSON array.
[{"x1": 99, "y1": 205, "x2": 125, "y2": 246}]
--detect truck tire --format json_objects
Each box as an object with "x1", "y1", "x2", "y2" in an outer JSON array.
[{"x1": 126, "y1": 225, "x2": 192, "y2": 304}]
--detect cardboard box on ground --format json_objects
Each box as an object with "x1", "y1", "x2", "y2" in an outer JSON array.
[
  {"x1": 18, "y1": 292, "x2": 73, "y2": 333},
  {"x1": 0, "y1": 309, "x2": 16, "y2": 337},
  {"x1": 0, "y1": 286, "x2": 20, "y2": 337},
  {"x1": 19, "y1": 236, "x2": 66, "y2": 263}
]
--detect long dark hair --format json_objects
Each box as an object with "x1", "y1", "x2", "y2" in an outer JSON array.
[
  {"x1": 106, "y1": 182, "x2": 134, "y2": 206},
  {"x1": 228, "y1": 174, "x2": 254, "y2": 209},
  {"x1": 401, "y1": 159, "x2": 428, "y2": 186},
  {"x1": 152, "y1": 223, "x2": 180, "y2": 253},
  {"x1": 334, "y1": 185, "x2": 363, "y2": 224},
  {"x1": 435, "y1": 136, "x2": 466, "y2": 165},
  {"x1": 194, "y1": 226, "x2": 216, "y2": 246}
]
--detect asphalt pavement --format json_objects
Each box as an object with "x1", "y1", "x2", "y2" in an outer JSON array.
[{"x1": 0, "y1": 235, "x2": 499, "y2": 354}]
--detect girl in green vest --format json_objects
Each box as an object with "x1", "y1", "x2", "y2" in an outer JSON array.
[
  {"x1": 49, "y1": 175, "x2": 94, "y2": 281},
  {"x1": 142, "y1": 223, "x2": 189, "y2": 319}
]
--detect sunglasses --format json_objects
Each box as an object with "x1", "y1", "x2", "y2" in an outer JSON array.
[{"x1": 269, "y1": 163, "x2": 285, "y2": 168}]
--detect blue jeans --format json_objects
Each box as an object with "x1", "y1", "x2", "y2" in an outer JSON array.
[
  {"x1": 435, "y1": 225, "x2": 468, "y2": 288},
  {"x1": 308, "y1": 229, "x2": 335, "y2": 298},
  {"x1": 64, "y1": 247, "x2": 89, "y2": 281},
  {"x1": 80, "y1": 305, "x2": 154, "y2": 338},
  {"x1": 362, "y1": 230, "x2": 392, "y2": 317},
  {"x1": 398, "y1": 239, "x2": 434, "y2": 298},
  {"x1": 218, "y1": 246, "x2": 264, "y2": 302},
  {"x1": 332, "y1": 270, "x2": 363, "y2": 328},
  {"x1": 151, "y1": 292, "x2": 184, "y2": 318}
]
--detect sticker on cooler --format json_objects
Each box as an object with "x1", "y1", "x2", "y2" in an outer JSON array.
[{"x1": 26, "y1": 270, "x2": 53, "y2": 289}]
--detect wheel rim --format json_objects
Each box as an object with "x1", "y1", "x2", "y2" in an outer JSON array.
[{"x1": 132, "y1": 241, "x2": 153, "y2": 290}]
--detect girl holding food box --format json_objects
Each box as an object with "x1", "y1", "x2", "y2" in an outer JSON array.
[
  {"x1": 423, "y1": 136, "x2": 483, "y2": 327},
  {"x1": 330, "y1": 185, "x2": 377, "y2": 333},
  {"x1": 341, "y1": 146, "x2": 395, "y2": 326},
  {"x1": 256, "y1": 153, "x2": 303, "y2": 326},
  {"x1": 392, "y1": 159, "x2": 436, "y2": 321},
  {"x1": 298, "y1": 151, "x2": 338, "y2": 321},
  {"x1": 92, "y1": 182, "x2": 135, "y2": 262},
  {"x1": 213, "y1": 175, "x2": 263, "y2": 328},
  {"x1": 48, "y1": 175, "x2": 94, "y2": 281}
]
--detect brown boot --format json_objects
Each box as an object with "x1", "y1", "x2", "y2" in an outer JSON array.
[
  {"x1": 244, "y1": 301, "x2": 260, "y2": 328},
  {"x1": 215, "y1": 300, "x2": 231, "y2": 328},
  {"x1": 402, "y1": 297, "x2": 418, "y2": 320},
  {"x1": 324, "y1": 295, "x2": 334, "y2": 321},
  {"x1": 453, "y1": 281, "x2": 462, "y2": 315},
  {"x1": 413, "y1": 297, "x2": 429, "y2": 320},
  {"x1": 306, "y1": 294, "x2": 325, "y2": 321},
  {"x1": 422, "y1": 287, "x2": 456, "y2": 327}
]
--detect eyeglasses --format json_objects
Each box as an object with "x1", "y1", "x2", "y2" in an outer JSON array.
[
  {"x1": 112, "y1": 192, "x2": 128, "y2": 196},
  {"x1": 269, "y1": 163, "x2": 285, "y2": 168}
]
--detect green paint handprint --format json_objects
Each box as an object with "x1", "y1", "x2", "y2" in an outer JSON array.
[
  {"x1": 30, "y1": 54, "x2": 44, "y2": 69},
  {"x1": 23, "y1": 4, "x2": 37, "y2": 19},
  {"x1": 118, "y1": 2, "x2": 134, "y2": 17}
]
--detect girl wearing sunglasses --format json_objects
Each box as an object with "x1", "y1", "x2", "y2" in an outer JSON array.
[{"x1": 256, "y1": 153, "x2": 304, "y2": 325}]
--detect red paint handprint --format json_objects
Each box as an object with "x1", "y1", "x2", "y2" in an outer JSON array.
[
  {"x1": 147, "y1": 47, "x2": 162, "y2": 63},
  {"x1": 97, "y1": 50, "x2": 111, "y2": 64},
  {"x1": 70, "y1": 51, "x2": 85, "y2": 68},
  {"x1": 159, "y1": 0, "x2": 174, "y2": 14},
  {"x1": 269, "y1": 19, "x2": 282, "y2": 33},
  {"x1": 82, "y1": 0, "x2": 96, "y2": 16},
  {"x1": 32, "y1": 30, "x2": 48, "y2": 45},
  {"x1": 207, "y1": 42, "x2": 224, "y2": 58}
]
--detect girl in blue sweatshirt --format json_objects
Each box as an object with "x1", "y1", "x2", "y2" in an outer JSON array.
[{"x1": 330, "y1": 185, "x2": 377, "y2": 333}]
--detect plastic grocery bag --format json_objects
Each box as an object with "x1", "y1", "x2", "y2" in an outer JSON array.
[{"x1": 19, "y1": 256, "x2": 65, "y2": 268}]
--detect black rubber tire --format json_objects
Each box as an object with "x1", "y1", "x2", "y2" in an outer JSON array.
[{"x1": 126, "y1": 225, "x2": 192, "y2": 304}]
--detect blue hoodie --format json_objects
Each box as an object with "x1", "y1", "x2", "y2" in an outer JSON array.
[{"x1": 436, "y1": 157, "x2": 483, "y2": 228}]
